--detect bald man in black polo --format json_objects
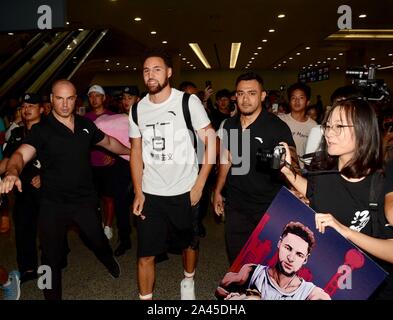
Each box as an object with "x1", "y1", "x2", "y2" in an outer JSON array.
[{"x1": 0, "y1": 79, "x2": 130, "y2": 300}]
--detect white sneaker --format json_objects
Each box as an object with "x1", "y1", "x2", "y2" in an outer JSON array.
[
  {"x1": 104, "y1": 226, "x2": 113, "y2": 240},
  {"x1": 180, "y1": 278, "x2": 195, "y2": 300}
]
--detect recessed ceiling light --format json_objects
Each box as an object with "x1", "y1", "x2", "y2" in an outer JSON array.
[
  {"x1": 339, "y1": 52, "x2": 344, "y2": 56},
  {"x1": 296, "y1": 52, "x2": 301, "y2": 56},
  {"x1": 254, "y1": 52, "x2": 258, "y2": 55},
  {"x1": 107, "y1": 68, "x2": 111, "y2": 71},
  {"x1": 378, "y1": 64, "x2": 382, "y2": 68},
  {"x1": 78, "y1": 28, "x2": 84, "y2": 31},
  {"x1": 150, "y1": 31, "x2": 157, "y2": 35},
  {"x1": 179, "y1": 53, "x2": 182, "y2": 56},
  {"x1": 359, "y1": 14, "x2": 367, "y2": 18},
  {"x1": 251, "y1": 57, "x2": 255, "y2": 60},
  {"x1": 134, "y1": 17, "x2": 142, "y2": 21},
  {"x1": 257, "y1": 47, "x2": 262, "y2": 50},
  {"x1": 190, "y1": 64, "x2": 193, "y2": 67},
  {"x1": 309, "y1": 64, "x2": 313, "y2": 66},
  {"x1": 274, "y1": 67, "x2": 277, "y2": 69},
  {"x1": 278, "y1": 64, "x2": 281, "y2": 67},
  {"x1": 162, "y1": 40, "x2": 168, "y2": 44},
  {"x1": 73, "y1": 56, "x2": 77, "y2": 59},
  {"x1": 133, "y1": 67, "x2": 137, "y2": 71},
  {"x1": 182, "y1": 57, "x2": 186, "y2": 61},
  {"x1": 303, "y1": 67, "x2": 306, "y2": 69},
  {"x1": 278, "y1": 14, "x2": 286, "y2": 18},
  {"x1": 336, "y1": 67, "x2": 340, "y2": 70},
  {"x1": 116, "y1": 62, "x2": 120, "y2": 66},
  {"x1": 371, "y1": 57, "x2": 376, "y2": 61},
  {"x1": 262, "y1": 39, "x2": 268, "y2": 42},
  {"x1": 327, "y1": 57, "x2": 331, "y2": 60},
  {"x1": 305, "y1": 46, "x2": 311, "y2": 50},
  {"x1": 333, "y1": 57, "x2": 337, "y2": 60},
  {"x1": 289, "y1": 57, "x2": 293, "y2": 60},
  {"x1": 268, "y1": 29, "x2": 275, "y2": 33},
  {"x1": 317, "y1": 61, "x2": 321, "y2": 64},
  {"x1": 125, "y1": 65, "x2": 129, "y2": 68},
  {"x1": 186, "y1": 61, "x2": 190, "y2": 64},
  {"x1": 248, "y1": 61, "x2": 252, "y2": 63},
  {"x1": 66, "y1": 21, "x2": 70, "y2": 25},
  {"x1": 193, "y1": 67, "x2": 196, "y2": 69},
  {"x1": 389, "y1": 53, "x2": 393, "y2": 56},
  {"x1": 105, "y1": 59, "x2": 109, "y2": 63},
  {"x1": 7, "y1": 32, "x2": 14, "y2": 36}
]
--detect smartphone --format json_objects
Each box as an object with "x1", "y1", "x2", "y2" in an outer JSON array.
[{"x1": 205, "y1": 80, "x2": 212, "y2": 88}]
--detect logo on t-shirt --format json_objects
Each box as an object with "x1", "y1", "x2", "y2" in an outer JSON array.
[
  {"x1": 254, "y1": 137, "x2": 264, "y2": 144},
  {"x1": 349, "y1": 210, "x2": 370, "y2": 232},
  {"x1": 82, "y1": 128, "x2": 89, "y2": 134}
]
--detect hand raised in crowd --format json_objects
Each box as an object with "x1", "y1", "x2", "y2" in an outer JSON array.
[
  {"x1": 0, "y1": 174, "x2": 22, "y2": 193},
  {"x1": 132, "y1": 192, "x2": 146, "y2": 220},
  {"x1": 204, "y1": 86, "x2": 213, "y2": 102},
  {"x1": 30, "y1": 175, "x2": 41, "y2": 189}
]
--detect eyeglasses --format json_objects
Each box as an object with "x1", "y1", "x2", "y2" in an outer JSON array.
[{"x1": 321, "y1": 124, "x2": 354, "y2": 136}]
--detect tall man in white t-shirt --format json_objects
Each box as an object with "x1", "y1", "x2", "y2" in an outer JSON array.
[
  {"x1": 129, "y1": 48, "x2": 215, "y2": 300},
  {"x1": 279, "y1": 83, "x2": 317, "y2": 167}
]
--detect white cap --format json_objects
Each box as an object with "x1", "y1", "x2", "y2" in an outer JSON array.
[{"x1": 88, "y1": 85, "x2": 105, "y2": 95}]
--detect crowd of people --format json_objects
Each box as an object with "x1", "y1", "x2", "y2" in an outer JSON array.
[{"x1": 1, "y1": 47, "x2": 393, "y2": 300}]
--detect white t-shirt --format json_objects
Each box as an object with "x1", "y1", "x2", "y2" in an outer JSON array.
[
  {"x1": 129, "y1": 88, "x2": 210, "y2": 196},
  {"x1": 278, "y1": 113, "x2": 317, "y2": 158}
]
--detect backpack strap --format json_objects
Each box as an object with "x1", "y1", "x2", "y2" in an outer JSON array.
[
  {"x1": 182, "y1": 92, "x2": 197, "y2": 154},
  {"x1": 131, "y1": 103, "x2": 138, "y2": 126},
  {"x1": 369, "y1": 171, "x2": 385, "y2": 236}
]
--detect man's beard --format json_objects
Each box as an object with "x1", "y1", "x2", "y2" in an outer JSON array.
[
  {"x1": 276, "y1": 261, "x2": 296, "y2": 277},
  {"x1": 146, "y1": 77, "x2": 169, "y2": 94}
]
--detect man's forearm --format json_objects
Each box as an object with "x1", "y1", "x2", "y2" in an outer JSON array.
[
  {"x1": 5, "y1": 152, "x2": 24, "y2": 177},
  {"x1": 214, "y1": 162, "x2": 231, "y2": 193},
  {"x1": 106, "y1": 136, "x2": 130, "y2": 155},
  {"x1": 130, "y1": 148, "x2": 143, "y2": 194}
]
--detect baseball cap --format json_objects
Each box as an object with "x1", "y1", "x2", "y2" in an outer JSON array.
[
  {"x1": 122, "y1": 86, "x2": 139, "y2": 96},
  {"x1": 88, "y1": 85, "x2": 105, "y2": 95},
  {"x1": 21, "y1": 93, "x2": 43, "y2": 104}
]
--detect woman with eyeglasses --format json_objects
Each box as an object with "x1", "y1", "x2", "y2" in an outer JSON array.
[{"x1": 280, "y1": 98, "x2": 393, "y2": 299}]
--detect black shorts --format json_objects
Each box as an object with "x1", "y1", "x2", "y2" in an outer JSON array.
[{"x1": 136, "y1": 192, "x2": 193, "y2": 257}]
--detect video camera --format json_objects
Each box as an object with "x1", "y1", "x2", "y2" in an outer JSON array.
[
  {"x1": 345, "y1": 65, "x2": 391, "y2": 102},
  {"x1": 256, "y1": 145, "x2": 286, "y2": 170}
]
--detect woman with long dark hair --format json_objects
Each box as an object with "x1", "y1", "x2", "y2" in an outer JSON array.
[{"x1": 280, "y1": 98, "x2": 393, "y2": 299}]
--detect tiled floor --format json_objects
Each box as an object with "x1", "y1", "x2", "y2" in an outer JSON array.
[{"x1": 0, "y1": 211, "x2": 229, "y2": 300}]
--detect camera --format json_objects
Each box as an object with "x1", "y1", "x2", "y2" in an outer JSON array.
[
  {"x1": 229, "y1": 100, "x2": 237, "y2": 112},
  {"x1": 345, "y1": 65, "x2": 391, "y2": 102},
  {"x1": 256, "y1": 145, "x2": 286, "y2": 170}
]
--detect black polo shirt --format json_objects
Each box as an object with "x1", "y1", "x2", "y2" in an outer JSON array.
[
  {"x1": 222, "y1": 108, "x2": 295, "y2": 213},
  {"x1": 24, "y1": 113, "x2": 105, "y2": 203}
]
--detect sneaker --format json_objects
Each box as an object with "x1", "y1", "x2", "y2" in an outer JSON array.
[
  {"x1": 180, "y1": 278, "x2": 195, "y2": 300},
  {"x1": 103, "y1": 226, "x2": 113, "y2": 240},
  {"x1": 2, "y1": 271, "x2": 21, "y2": 300},
  {"x1": 0, "y1": 216, "x2": 10, "y2": 233}
]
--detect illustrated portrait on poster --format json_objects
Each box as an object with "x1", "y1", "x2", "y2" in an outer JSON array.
[{"x1": 216, "y1": 187, "x2": 387, "y2": 300}]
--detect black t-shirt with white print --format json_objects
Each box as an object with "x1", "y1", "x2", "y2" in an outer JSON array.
[
  {"x1": 306, "y1": 172, "x2": 374, "y2": 236},
  {"x1": 222, "y1": 108, "x2": 295, "y2": 213}
]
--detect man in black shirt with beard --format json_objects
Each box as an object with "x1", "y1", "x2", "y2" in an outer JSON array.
[{"x1": 213, "y1": 72, "x2": 297, "y2": 264}]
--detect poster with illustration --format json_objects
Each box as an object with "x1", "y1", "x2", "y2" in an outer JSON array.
[{"x1": 216, "y1": 187, "x2": 387, "y2": 300}]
